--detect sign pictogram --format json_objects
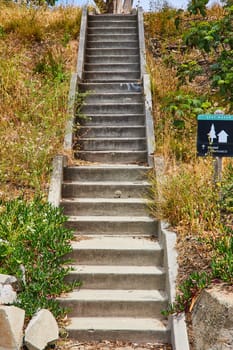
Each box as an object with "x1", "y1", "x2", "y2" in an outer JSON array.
[{"x1": 197, "y1": 114, "x2": 233, "y2": 157}]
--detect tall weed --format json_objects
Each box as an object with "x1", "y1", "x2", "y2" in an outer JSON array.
[
  {"x1": 0, "y1": 2, "x2": 81, "y2": 198},
  {"x1": 150, "y1": 159, "x2": 222, "y2": 235}
]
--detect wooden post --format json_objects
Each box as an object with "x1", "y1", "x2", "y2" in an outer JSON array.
[{"x1": 213, "y1": 157, "x2": 223, "y2": 183}]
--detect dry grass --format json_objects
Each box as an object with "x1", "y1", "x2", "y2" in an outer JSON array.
[
  {"x1": 145, "y1": 6, "x2": 233, "y2": 297},
  {"x1": 0, "y1": 2, "x2": 81, "y2": 199}
]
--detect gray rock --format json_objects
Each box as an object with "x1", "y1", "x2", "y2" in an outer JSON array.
[
  {"x1": 0, "y1": 284, "x2": 17, "y2": 304},
  {"x1": 24, "y1": 309, "x2": 59, "y2": 350},
  {"x1": 192, "y1": 284, "x2": 233, "y2": 350},
  {"x1": 0, "y1": 274, "x2": 17, "y2": 285},
  {"x1": 0, "y1": 305, "x2": 25, "y2": 350}
]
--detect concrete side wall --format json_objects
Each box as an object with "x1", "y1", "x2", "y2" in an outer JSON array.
[
  {"x1": 137, "y1": 7, "x2": 146, "y2": 78},
  {"x1": 64, "y1": 7, "x2": 88, "y2": 152},
  {"x1": 159, "y1": 222, "x2": 190, "y2": 350},
  {"x1": 64, "y1": 72, "x2": 78, "y2": 151},
  {"x1": 143, "y1": 74, "x2": 155, "y2": 167},
  {"x1": 192, "y1": 286, "x2": 233, "y2": 350},
  {"x1": 77, "y1": 6, "x2": 88, "y2": 80},
  {"x1": 48, "y1": 155, "x2": 67, "y2": 207}
]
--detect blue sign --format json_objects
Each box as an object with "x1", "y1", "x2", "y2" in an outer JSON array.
[{"x1": 197, "y1": 114, "x2": 233, "y2": 157}]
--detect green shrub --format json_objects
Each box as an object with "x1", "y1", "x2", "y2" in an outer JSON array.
[{"x1": 0, "y1": 197, "x2": 77, "y2": 318}]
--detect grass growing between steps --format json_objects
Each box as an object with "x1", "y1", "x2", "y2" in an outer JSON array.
[
  {"x1": 0, "y1": 1, "x2": 82, "y2": 199},
  {"x1": 144, "y1": 2, "x2": 233, "y2": 318}
]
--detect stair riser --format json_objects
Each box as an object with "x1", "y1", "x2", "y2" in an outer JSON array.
[
  {"x1": 78, "y1": 126, "x2": 146, "y2": 138},
  {"x1": 61, "y1": 202, "x2": 149, "y2": 216},
  {"x1": 63, "y1": 167, "x2": 151, "y2": 182},
  {"x1": 77, "y1": 139, "x2": 146, "y2": 151},
  {"x1": 79, "y1": 82, "x2": 142, "y2": 93},
  {"x1": 65, "y1": 273, "x2": 165, "y2": 290},
  {"x1": 62, "y1": 183, "x2": 149, "y2": 198},
  {"x1": 86, "y1": 48, "x2": 139, "y2": 56},
  {"x1": 66, "y1": 220, "x2": 159, "y2": 235},
  {"x1": 87, "y1": 34, "x2": 138, "y2": 41},
  {"x1": 75, "y1": 151, "x2": 147, "y2": 164},
  {"x1": 61, "y1": 300, "x2": 167, "y2": 318},
  {"x1": 83, "y1": 72, "x2": 140, "y2": 81},
  {"x1": 77, "y1": 115, "x2": 145, "y2": 126},
  {"x1": 88, "y1": 27, "x2": 137, "y2": 35},
  {"x1": 84, "y1": 64, "x2": 140, "y2": 72},
  {"x1": 87, "y1": 41, "x2": 138, "y2": 49},
  {"x1": 66, "y1": 329, "x2": 169, "y2": 344},
  {"x1": 80, "y1": 104, "x2": 144, "y2": 114},
  {"x1": 85, "y1": 55, "x2": 139, "y2": 64},
  {"x1": 84, "y1": 93, "x2": 143, "y2": 103},
  {"x1": 68, "y1": 249, "x2": 163, "y2": 266},
  {"x1": 88, "y1": 21, "x2": 137, "y2": 28}
]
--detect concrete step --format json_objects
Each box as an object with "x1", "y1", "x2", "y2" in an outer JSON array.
[
  {"x1": 86, "y1": 48, "x2": 139, "y2": 56},
  {"x1": 83, "y1": 92, "x2": 143, "y2": 103},
  {"x1": 58, "y1": 289, "x2": 168, "y2": 318},
  {"x1": 65, "y1": 215, "x2": 159, "y2": 235},
  {"x1": 87, "y1": 41, "x2": 138, "y2": 49},
  {"x1": 78, "y1": 126, "x2": 146, "y2": 138},
  {"x1": 85, "y1": 55, "x2": 139, "y2": 64},
  {"x1": 65, "y1": 317, "x2": 170, "y2": 343},
  {"x1": 88, "y1": 27, "x2": 138, "y2": 35},
  {"x1": 83, "y1": 71, "x2": 140, "y2": 81},
  {"x1": 84, "y1": 63, "x2": 140, "y2": 72},
  {"x1": 88, "y1": 21, "x2": 137, "y2": 28},
  {"x1": 87, "y1": 34, "x2": 138, "y2": 42},
  {"x1": 77, "y1": 114, "x2": 145, "y2": 126},
  {"x1": 63, "y1": 165, "x2": 152, "y2": 182},
  {"x1": 81, "y1": 103, "x2": 144, "y2": 114},
  {"x1": 62, "y1": 180, "x2": 149, "y2": 198},
  {"x1": 60, "y1": 198, "x2": 149, "y2": 216},
  {"x1": 66, "y1": 265, "x2": 165, "y2": 290},
  {"x1": 77, "y1": 137, "x2": 147, "y2": 151},
  {"x1": 79, "y1": 82, "x2": 142, "y2": 93},
  {"x1": 68, "y1": 236, "x2": 163, "y2": 266},
  {"x1": 88, "y1": 15, "x2": 137, "y2": 21},
  {"x1": 75, "y1": 150, "x2": 147, "y2": 163}
]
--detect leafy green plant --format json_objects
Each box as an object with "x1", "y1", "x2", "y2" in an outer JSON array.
[
  {"x1": 177, "y1": 60, "x2": 204, "y2": 85},
  {"x1": 34, "y1": 49, "x2": 67, "y2": 82},
  {"x1": 160, "y1": 91, "x2": 212, "y2": 160},
  {"x1": 211, "y1": 228, "x2": 233, "y2": 284},
  {"x1": 181, "y1": 6, "x2": 233, "y2": 100},
  {"x1": 187, "y1": 0, "x2": 208, "y2": 17},
  {"x1": 162, "y1": 271, "x2": 210, "y2": 315},
  {"x1": 0, "y1": 197, "x2": 78, "y2": 318}
]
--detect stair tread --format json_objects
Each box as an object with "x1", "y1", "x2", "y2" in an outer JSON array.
[
  {"x1": 63, "y1": 180, "x2": 149, "y2": 185},
  {"x1": 79, "y1": 113, "x2": 144, "y2": 116},
  {"x1": 78, "y1": 126, "x2": 145, "y2": 129},
  {"x1": 76, "y1": 150, "x2": 147, "y2": 153},
  {"x1": 78, "y1": 137, "x2": 146, "y2": 141},
  {"x1": 62, "y1": 198, "x2": 148, "y2": 203},
  {"x1": 68, "y1": 215, "x2": 155, "y2": 221},
  {"x1": 61, "y1": 289, "x2": 167, "y2": 301},
  {"x1": 66, "y1": 165, "x2": 151, "y2": 169},
  {"x1": 83, "y1": 92, "x2": 142, "y2": 95},
  {"x1": 69, "y1": 265, "x2": 164, "y2": 274},
  {"x1": 71, "y1": 236, "x2": 160, "y2": 250},
  {"x1": 66, "y1": 317, "x2": 168, "y2": 331}
]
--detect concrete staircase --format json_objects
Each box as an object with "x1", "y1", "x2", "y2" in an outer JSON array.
[{"x1": 58, "y1": 12, "x2": 170, "y2": 344}]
